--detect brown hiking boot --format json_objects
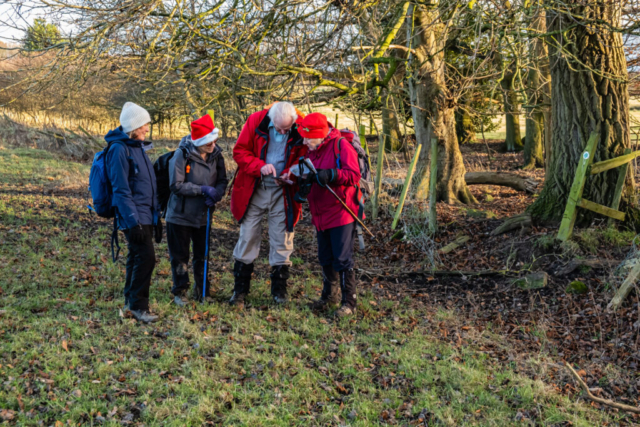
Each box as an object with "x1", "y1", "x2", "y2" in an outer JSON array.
[{"x1": 336, "y1": 305, "x2": 356, "y2": 318}]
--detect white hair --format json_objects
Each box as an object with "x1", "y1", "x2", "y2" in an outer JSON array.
[{"x1": 268, "y1": 102, "x2": 297, "y2": 124}]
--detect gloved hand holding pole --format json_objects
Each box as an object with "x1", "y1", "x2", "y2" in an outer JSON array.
[{"x1": 301, "y1": 157, "x2": 375, "y2": 239}]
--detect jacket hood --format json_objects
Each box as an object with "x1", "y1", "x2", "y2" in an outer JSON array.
[
  {"x1": 179, "y1": 135, "x2": 223, "y2": 162},
  {"x1": 316, "y1": 127, "x2": 342, "y2": 150},
  {"x1": 104, "y1": 126, "x2": 142, "y2": 147}
]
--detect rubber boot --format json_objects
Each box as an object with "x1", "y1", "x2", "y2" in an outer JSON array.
[
  {"x1": 270, "y1": 265, "x2": 290, "y2": 304},
  {"x1": 230, "y1": 261, "x2": 254, "y2": 308}
]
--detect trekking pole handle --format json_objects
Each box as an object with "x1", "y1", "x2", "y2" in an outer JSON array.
[{"x1": 301, "y1": 157, "x2": 318, "y2": 175}]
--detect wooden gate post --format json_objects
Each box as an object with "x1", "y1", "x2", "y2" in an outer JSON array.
[{"x1": 557, "y1": 132, "x2": 599, "y2": 241}]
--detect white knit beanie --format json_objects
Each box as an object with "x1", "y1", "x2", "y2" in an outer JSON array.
[{"x1": 120, "y1": 102, "x2": 151, "y2": 133}]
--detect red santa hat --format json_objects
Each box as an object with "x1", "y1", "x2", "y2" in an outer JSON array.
[{"x1": 191, "y1": 114, "x2": 219, "y2": 146}]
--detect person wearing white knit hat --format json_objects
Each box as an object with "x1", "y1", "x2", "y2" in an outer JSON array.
[
  {"x1": 103, "y1": 102, "x2": 160, "y2": 324},
  {"x1": 120, "y1": 102, "x2": 152, "y2": 137}
]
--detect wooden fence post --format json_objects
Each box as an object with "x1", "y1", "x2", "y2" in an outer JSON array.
[
  {"x1": 372, "y1": 134, "x2": 385, "y2": 220},
  {"x1": 391, "y1": 143, "x2": 423, "y2": 230},
  {"x1": 609, "y1": 147, "x2": 631, "y2": 226},
  {"x1": 557, "y1": 132, "x2": 599, "y2": 241},
  {"x1": 428, "y1": 139, "x2": 438, "y2": 235}
]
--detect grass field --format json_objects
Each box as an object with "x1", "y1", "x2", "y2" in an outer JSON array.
[{"x1": 0, "y1": 146, "x2": 625, "y2": 425}]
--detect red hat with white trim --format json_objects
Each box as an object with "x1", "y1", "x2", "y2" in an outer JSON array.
[{"x1": 190, "y1": 114, "x2": 219, "y2": 146}]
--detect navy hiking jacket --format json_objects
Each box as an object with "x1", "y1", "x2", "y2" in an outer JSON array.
[{"x1": 105, "y1": 127, "x2": 159, "y2": 229}]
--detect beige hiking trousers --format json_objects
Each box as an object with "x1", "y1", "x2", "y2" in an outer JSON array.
[{"x1": 232, "y1": 185, "x2": 294, "y2": 266}]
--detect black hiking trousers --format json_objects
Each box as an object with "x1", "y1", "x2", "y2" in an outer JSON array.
[
  {"x1": 123, "y1": 224, "x2": 155, "y2": 311},
  {"x1": 166, "y1": 222, "x2": 209, "y2": 297}
]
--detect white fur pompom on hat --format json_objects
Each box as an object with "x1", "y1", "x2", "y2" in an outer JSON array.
[{"x1": 120, "y1": 102, "x2": 151, "y2": 133}]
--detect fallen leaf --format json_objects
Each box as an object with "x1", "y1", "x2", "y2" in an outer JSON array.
[{"x1": 62, "y1": 340, "x2": 68, "y2": 351}]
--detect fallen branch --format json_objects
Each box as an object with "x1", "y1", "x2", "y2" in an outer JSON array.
[
  {"x1": 607, "y1": 261, "x2": 640, "y2": 312},
  {"x1": 556, "y1": 258, "x2": 618, "y2": 276},
  {"x1": 565, "y1": 362, "x2": 640, "y2": 414},
  {"x1": 464, "y1": 172, "x2": 538, "y2": 194},
  {"x1": 405, "y1": 269, "x2": 516, "y2": 278},
  {"x1": 490, "y1": 213, "x2": 532, "y2": 236},
  {"x1": 438, "y1": 235, "x2": 470, "y2": 254}
]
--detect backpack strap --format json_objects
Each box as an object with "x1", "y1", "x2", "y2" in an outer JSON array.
[
  {"x1": 111, "y1": 216, "x2": 121, "y2": 262},
  {"x1": 334, "y1": 137, "x2": 345, "y2": 170},
  {"x1": 179, "y1": 146, "x2": 191, "y2": 213}
]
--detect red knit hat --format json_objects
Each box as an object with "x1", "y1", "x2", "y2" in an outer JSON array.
[
  {"x1": 298, "y1": 113, "x2": 329, "y2": 139},
  {"x1": 190, "y1": 114, "x2": 219, "y2": 146}
]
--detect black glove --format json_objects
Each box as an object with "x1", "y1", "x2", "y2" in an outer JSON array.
[
  {"x1": 154, "y1": 219, "x2": 163, "y2": 244},
  {"x1": 315, "y1": 169, "x2": 337, "y2": 186},
  {"x1": 201, "y1": 186, "x2": 222, "y2": 203},
  {"x1": 294, "y1": 174, "x2": 314, "y2": 203},
  {"x1": 128, "y1": 224, "x2": 145, "y2": 244}
]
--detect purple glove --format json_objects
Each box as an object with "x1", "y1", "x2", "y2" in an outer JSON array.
[
  {"x1": 205, "y1": 197, "x2": 216, "y2": 207},
  {"x1": 201, "y1": 186, "x2": 222, "y2": 203}
]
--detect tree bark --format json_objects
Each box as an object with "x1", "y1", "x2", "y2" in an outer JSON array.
[
  {"x1": 406, "y1": 3, "x2": 476, "y2": 204},
  {"x1": 382, "y1": 89, "x2": 403, "y2": 151},
  {"x1": 501, "y1": 68, "x2": 523, "y2": 152},
  {"x1": 529, "y1": 1, "x2": 632, "y2": 223},
  {"x1": 524, "y1": 3, "x2": 547, "y2": 170}
]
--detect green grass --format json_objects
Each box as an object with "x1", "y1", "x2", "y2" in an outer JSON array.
[{"x1": 0, "y1": 148, "x2": 623, "y2": 425}]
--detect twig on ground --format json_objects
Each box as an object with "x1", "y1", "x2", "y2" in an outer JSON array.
[{"x1": 565, "y1": 362, "x2": 640, "y2": 414}]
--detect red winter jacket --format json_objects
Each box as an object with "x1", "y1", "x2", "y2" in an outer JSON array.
[
  {"x1": 306, "y1": 127, "x2": 363, "y2": 231},
  {"x1": 230, "y1": 109, "x2": 308, "y2": 231}
]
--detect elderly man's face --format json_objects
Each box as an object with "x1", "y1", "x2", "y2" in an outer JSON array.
[{"x1": 273, "y1": 116, "x2": 294, "y2": 135}]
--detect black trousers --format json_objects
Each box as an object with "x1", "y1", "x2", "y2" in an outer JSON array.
[
  {"x1": 123, "y1": 224, "x2": 155, "y2": 311},
  {"x1": 166, "y1": 222, "x2": 209, "y2": 296},
  {"x1": 316, "y1": 222, "x2": 355, "y2": 272}
]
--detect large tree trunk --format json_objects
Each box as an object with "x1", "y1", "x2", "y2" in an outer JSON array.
[
  {"x1": 529, "y1": 1, "x2": 632, "y2": 223},
  {"x1": 501, "y1": 68, "x2": 523, "y2": 152},
  {"x1": 407, "y1": 3, "x2": 475, "y2": 204},
  {"x1": 382, "y1": 88, "x2": 403, "y2": 151},
  {"x1": 524, "y1": 3, "x2": 547, "y2": 170}
]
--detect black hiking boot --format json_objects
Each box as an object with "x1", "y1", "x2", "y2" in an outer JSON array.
[
  {"x1": 229, "y1": 261, "x2": 253, "y2": 308},
  {"x1": 270, "y1": 265, "x2": 290, "y2": 304}
]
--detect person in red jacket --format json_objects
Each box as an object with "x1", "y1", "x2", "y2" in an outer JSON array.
[
  {"x1": 296, "y1": 113, "x2": 362, "y2": 317},
  {"x1": 230, "y1": 102, "x2": 308, "y2": 307}
]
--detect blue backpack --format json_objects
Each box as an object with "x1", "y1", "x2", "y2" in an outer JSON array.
[{"x1": 88, "y1": 141, "x2": 131, "y2": 261}]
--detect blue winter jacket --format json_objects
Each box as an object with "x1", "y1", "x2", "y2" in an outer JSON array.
[{"x1": 105, "y1": 127, "x2": 159, "y2": 230}]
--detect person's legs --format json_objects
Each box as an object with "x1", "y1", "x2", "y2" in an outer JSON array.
[
  {"x1": 192, "y1": 224, "x2": 209, "y2": 299},
  {"x1": 124, "y1": 225, "x2": 156, "y2": 315},
  {"x1": 267, "y1": 187, "x2": 294, "y2": 267},
  {"x1": 123, "y1": 238, "x2": 135, "y2": 309},
  {"x1": 166, "y1": 222, "x2": 192, "y2": 297},
  {"x1": 328, "y1": 222, "x2": 357, "y2": 313},
  {"x1": 231, "y1": 187, "x2": 268, "y2": 303},
  {"x1": 267, "y1": 187, "x2": 294, "y2": 301},
  {"x1": 311, "y1": 228, "x2": 340, "y2": 309}
]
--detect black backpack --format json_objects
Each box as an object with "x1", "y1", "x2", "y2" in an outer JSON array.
[{"x1": 153, "y1": 147, "x2": 189, "y2": 214}]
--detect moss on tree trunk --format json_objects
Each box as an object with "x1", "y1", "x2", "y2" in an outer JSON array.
[
  {"x1": 529, "y1": 1, "x2": 633, "y2": 223},
  {"x1": 406, "y1": 3, "x2": 475, "y2": 204}
]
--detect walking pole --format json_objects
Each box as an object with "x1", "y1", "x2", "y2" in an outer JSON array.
[
  {"x1": 202, "y1": 207, "x2": 212, "y2": 302},
  {"x1": 301, "y1": 157, "x2": 376, "y2": 239}
]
